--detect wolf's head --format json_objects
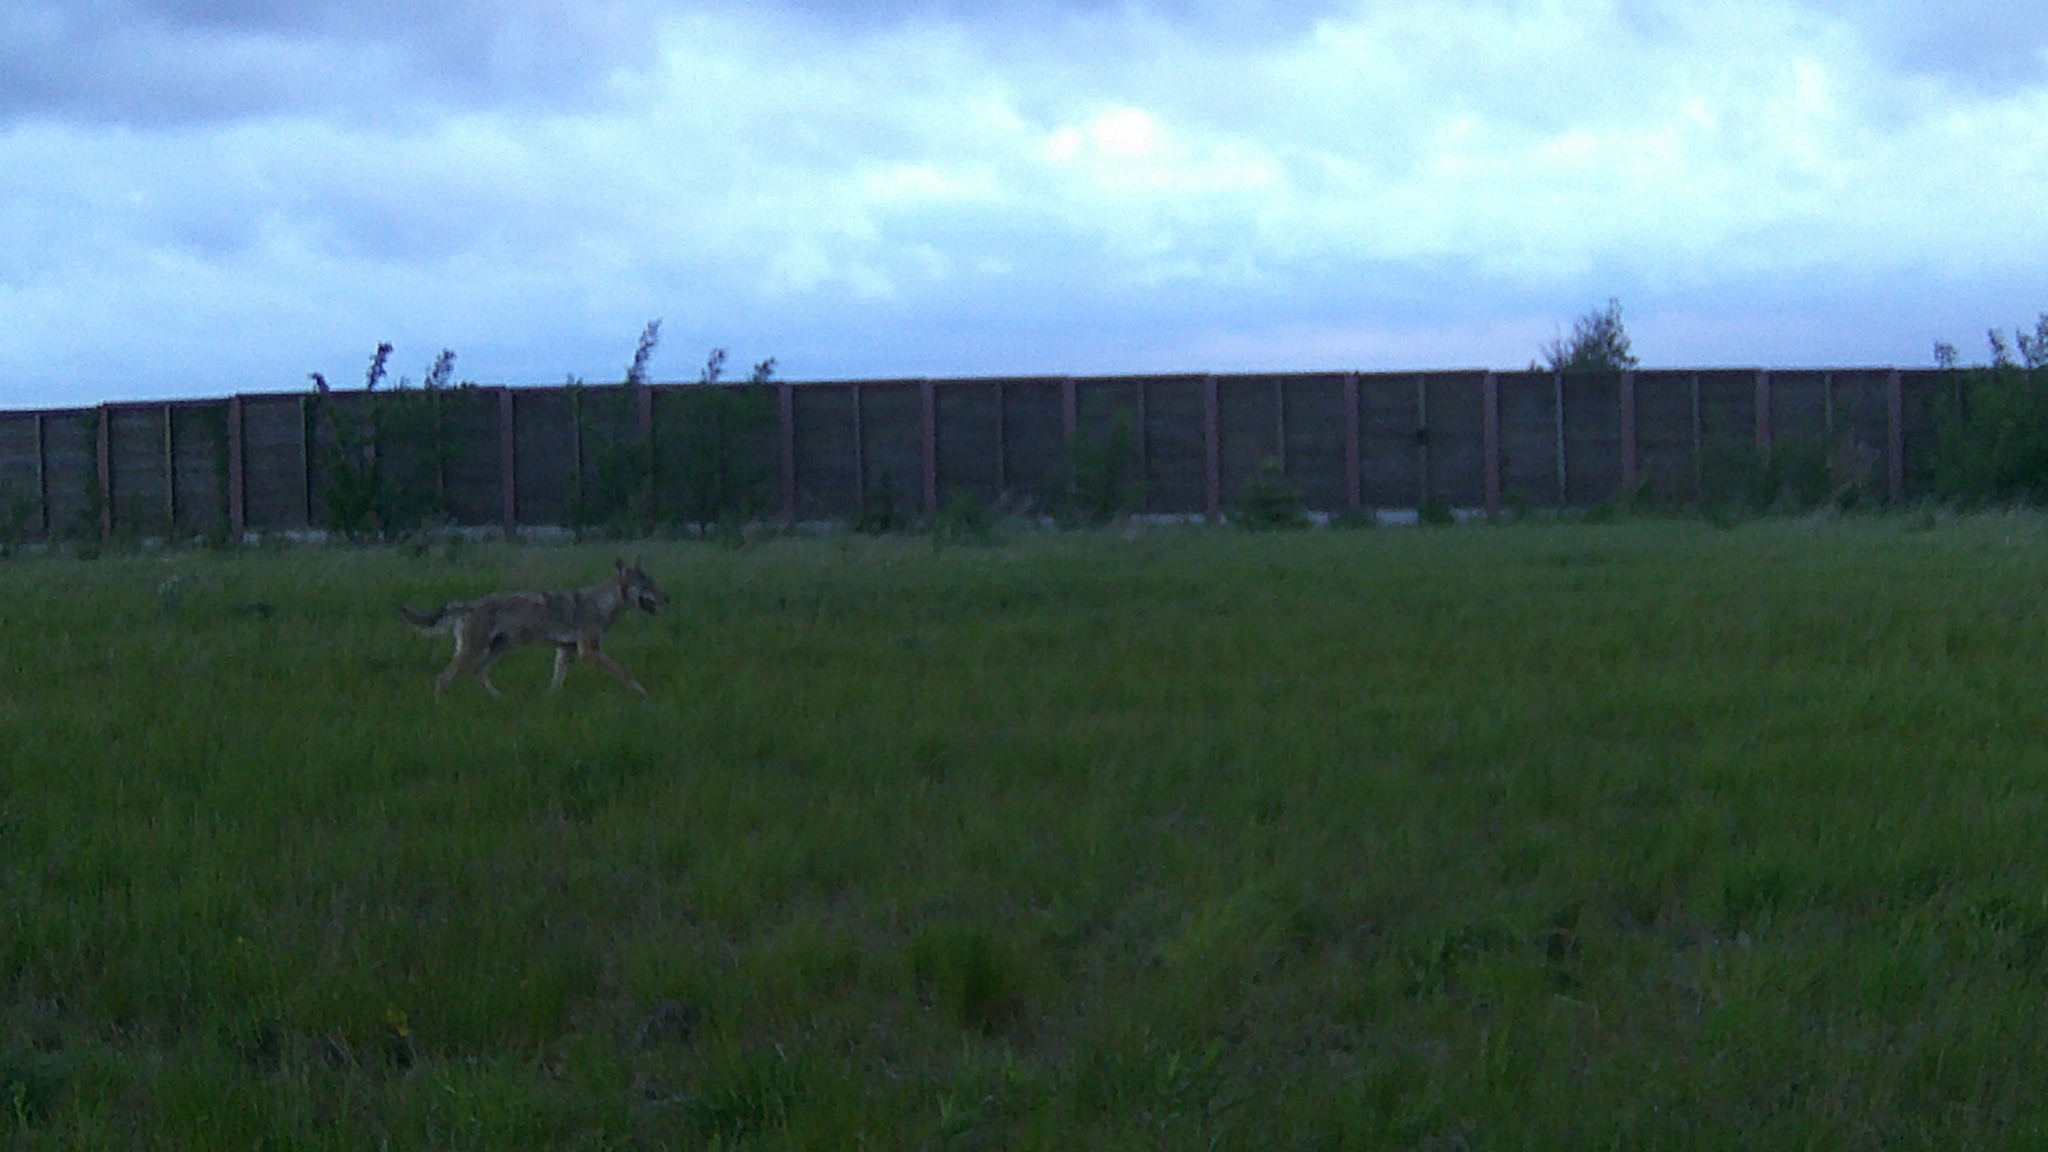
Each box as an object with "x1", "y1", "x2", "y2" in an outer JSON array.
[{"x1": 616, "y1": 558, "x2": 669, "y2": 615}]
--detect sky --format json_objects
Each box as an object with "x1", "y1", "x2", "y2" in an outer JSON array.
[{"x1": 2, "y1": 1, "x2": 2046, "y2": 406}]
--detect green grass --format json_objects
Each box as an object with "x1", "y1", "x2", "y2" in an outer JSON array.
[{"x1": 5, "y1": 516, "x2": 2048, "y2": 1148}]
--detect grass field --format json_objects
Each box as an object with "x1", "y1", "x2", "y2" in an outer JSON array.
[{"x1": 5, "y1": 516, "x2": 2048, "y2": 1148}]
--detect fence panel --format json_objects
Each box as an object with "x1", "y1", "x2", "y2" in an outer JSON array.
[
  {"x1": 1139, "y1": 377, "x2": 1206, "y2": 515},
  {"x1": 440, "y1": 388, "x2": 504, "y2": 527},
  {"x1": 793, "y1": 384, "x2": 859, "y2": 520},
  {"x1": 1899, "y1": 370, "x2": 1945, "y2": 496},
  {"x1": 1076, "y1": 377, "x2": 1147, "y2": 512},
  {"x1": 0, "y1": 414, "x2": 43, "y2": 538},
  {"x1": 935, "y1": 380, "x2": 1002, "y2": 506},
  {"x1": 1768, "y1": 372, "x2": 1831, "y2": 448},
  {"x1": 1695, "y1": 370, "x2": 1759, "y2": 507},
  {"x1": 998, "y1": 379, "x2": 1064, "y2": 514},
  {"x1": 1634, "y1": 372, "x2": 1697, "y2": 505},
  {"x1": 106, "y1": 406, "x2": 168, "y2": 536},
  {"x1": 1834, "y1": 370, "x2": 1891, "y2": 456},
  {"x1": 170, "y1": 403, "x2": 227, "y2": 536},
  {"x1": 240, "y1": 396, "x2": 308, "y2": 532},
  {"x1": 858, "y1": 382, "x2": 921, "y2": 522},
  {"x1": 1425, "y1": 372, "x2": 1488, "y2": 508},
  {"x1": 1282, "y1": 373, "x2": 1350, "y2": 513},
  {"x1": 512, "y1": 388, "x2": 576, "y2": 527},
  {"x1": 1497, "y1": 371, "x2": 1561, "y2": 508},
  {"x1": 1358, "y1": 373, "x2": 1420, "y2": 508},
  {"x1": 1217, "y1": 375, "x2": 1280, "y2": 512},
  {"x1": 1559, "y1": 374, "x2": 1623, "y2": 506},
  {"x1": 40, "y1": 410, "x2": 97, "y2": 540}
]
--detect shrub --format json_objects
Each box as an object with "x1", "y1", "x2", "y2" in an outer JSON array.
[
  {"x1": 932, "y1": 489, "x2": 998, "y2": 546},
  {"x1": 1930, "y1": 317, "x2": 2048, "y2": 505},
  {"x1": 310, "y1": 343, "x2": 465, "y2": 538},
  {"x1": 1055, "y1": 411, "x2": 1141, "y2": 527},
  {"x1": 854, "y1": 468, "x2": 905, "y2": 535},
  {"x1": 1233, "y1": 457, "x2": 1308, "y2": 531},
  {"x1": 0, "y1": 484, "x2": 37, "y2": 555},
  {"x1": 660, "y1": 350, "x2": 777, "y2": 536}
]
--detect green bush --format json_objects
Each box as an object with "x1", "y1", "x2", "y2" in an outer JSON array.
[
  {"x1": 1233, "y1": 457, "x2": 1308, "y2": 531},
  {"x1": 932, "y1": 489, "x2": 998, "y2": 546},
  {"x1": 854, "y1": 468, "x2": 905, "y2": 535},
  {"x1": 1930, "y1": 314, "x2": 2048, "y2": 505},
  {"x1": 658, "y1": 350, "x2": 778, "y2": 536},
  {"x1": 1055, "y1": 411, "x2": 1141, "y2": 527},
  {"x1": 311, "y1": 344, "x2": 466, "y2": 538},
  {"x1": 1932, "y1": 367, "x2": 2048, "y2": 505}
]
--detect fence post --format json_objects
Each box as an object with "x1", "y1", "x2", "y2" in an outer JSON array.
[
  {"x1": 498, "y1": 387, "x2": 517, "y2": 534},
  {"x1": 1135, "y1": 380, "x2": 1149, "y2": 508},
  {"x1": 1553, "y1": 372, "x2": 1567, "y2": 504},
  {"x1": 1619, "y1": 371, "x2": 1637, "y2": 494},
  {"x1": 568, "y1": 388, "x2": 584, "y2": 527},
  {"x1": 779, "y1": 380, "x2": 796, "y2": 524},
  {"x1": 1415, "y1": 374, "x2": 1430, "y2": 509},
  {"x1": 226, "y1": 397, "x2": 245, "y2": 538},
  {"x1": 994, "y1": 380, "x2": 1007, "y2": 497},
  {"x1": 96, "y1": 405, "x2": 111, "y2": 540},
  {"x1": 34, "y1": 412, "x2": 48, "y2": 539},
  {"x1": 1343, "y1": 372, "x2": 1361, "y2": 511},
  {"x1": 1272, "y1": 376, "x2": 1286, "y2": 473},
  {"x1": 920, "y1": 377, "x2": 937, "y2": 517},
  {"x1": 1689, "y1": 374, "x2": 1703, "y2": 506},
  {"x1": 163, "y1": 404, "x2": 177, "y2": 531},
  {"x1": 852, "y1": 383, "x2": 866, "y2": 500},
  {"x1": 300, "y1": 395, "x2": 314, "y2": 529},
  {"x1": 1887, "y1": 368, "x2": 1905, "y2": 503},
  {"x1": 1755, "y1": 370, "x2": 1773, "y2": 467},
  {"x1": 1482, "y1": 371, "x2": 1500, "y2": 517},
  {"x1": 1204, "y1": 374, "x2": 1221, "y2": 522},
  {"x1": 636, "y1": 382, "x2": 654, "y2": 527}
]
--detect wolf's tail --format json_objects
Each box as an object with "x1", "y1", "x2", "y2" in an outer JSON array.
[{"x1": 399, "y1": 604, "x2": 462, "y2": 635}]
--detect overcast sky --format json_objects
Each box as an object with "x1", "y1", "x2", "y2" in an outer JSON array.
[{"x1": 3, "y1": 1, "x2": 2045, "y2": 405}]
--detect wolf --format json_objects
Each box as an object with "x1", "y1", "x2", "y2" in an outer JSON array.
[{"x1": 399, "y1": 559, "x2": 668, "y2": 697}]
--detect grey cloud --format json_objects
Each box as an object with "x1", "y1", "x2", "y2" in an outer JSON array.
[
  {"x1": 738, "y1": 0, "x2": 1344, "y2": 41},
  {"x1": 2, "y1": 0, "x2": 1354, "y2": 126},
  {"x1": 1804, "y1": 1, "x2": 2047, "y2": 92},
  {"x1": 0, "y1": 0, "x2": 668, "y2": 126}
]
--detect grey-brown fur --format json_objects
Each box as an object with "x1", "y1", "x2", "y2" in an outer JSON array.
[{"x1": 400, "y1": 559, "x2": 668, "y2": 697}]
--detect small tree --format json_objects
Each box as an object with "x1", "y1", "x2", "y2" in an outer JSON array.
[
  {"x1": 311, "y1": 342, "x2": 466, "y2": 537},
  {"x1": 570, "y1": 322, "x2": 662, "y2": 534},
  {"x1": 1538, "y1": 297, "x2": 1639, "y2": 374},
  {"x1": 1930, "y1": 312, "x2": 2048, "y2": 505},
  {"x1": 662, "y1": 349, "x2": 776, "y2": 536}
]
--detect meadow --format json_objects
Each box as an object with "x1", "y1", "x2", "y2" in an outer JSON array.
[{"x1": 4, "y1": 515, "x2": 2048, "y2": 1149}]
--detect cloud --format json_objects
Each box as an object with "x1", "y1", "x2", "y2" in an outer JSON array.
[
  {"x1": 1805, "y1": 0, "x2": 2048, "y2": 93},
  {"x1": 3, "y1": 1, "x2": 2047, "y2": 404},
  {"x1": 0, "y1": 0, "x2": 668, "y2": 125}
]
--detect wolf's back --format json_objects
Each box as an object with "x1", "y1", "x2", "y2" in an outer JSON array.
[{"x1": 399, "y1": 604, "x2": 464, "y2": 634}]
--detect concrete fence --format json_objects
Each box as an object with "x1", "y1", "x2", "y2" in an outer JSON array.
[{"x1": 0, "y1": 368, "x2": 1951, "y2": 540}]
